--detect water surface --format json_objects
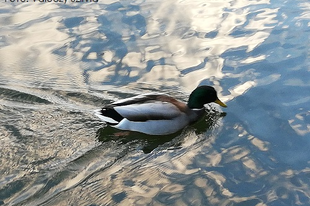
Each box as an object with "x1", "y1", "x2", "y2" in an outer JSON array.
[{"x1": 0, "y1": 0, "x2": 309, "y2": 205}]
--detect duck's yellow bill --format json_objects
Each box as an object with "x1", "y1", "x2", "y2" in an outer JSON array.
[{"x1": 215, "y1": 99, "x2": 227, "y2": 107}]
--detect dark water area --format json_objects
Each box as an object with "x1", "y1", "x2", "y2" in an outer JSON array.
[{"x1": 0, "y1": 0, "x2": 309, "y2": 205}]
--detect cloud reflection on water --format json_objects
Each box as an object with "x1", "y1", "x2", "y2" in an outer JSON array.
[
  {"x1": 0, "y1": 0, "x2": 277, "y2": 100},
  {"x1": 0, "y1": 0, "x2": 310, "y2": 205}
]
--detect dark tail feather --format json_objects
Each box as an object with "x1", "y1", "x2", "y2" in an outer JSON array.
[{"x1": 97, "y1": 108, "x2": 123, "y2": 125}]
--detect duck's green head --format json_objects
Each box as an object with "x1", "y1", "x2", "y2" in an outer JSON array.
[{"x1": 187, "y1": 86, "x2": 227, "y2": 109}]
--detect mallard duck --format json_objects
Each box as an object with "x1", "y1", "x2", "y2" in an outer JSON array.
[{"x1": 95, "y1": 85, "x2": 227, "y2": 135}]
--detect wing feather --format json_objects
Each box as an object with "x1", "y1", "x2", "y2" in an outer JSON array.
[
  {"x1": 112, "y1": 93, "x2": 165, "y2": 106},
  {"x1": 114, "y1": 101, "x2": 181, "y2": 121}
]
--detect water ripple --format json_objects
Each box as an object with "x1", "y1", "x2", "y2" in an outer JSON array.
[{"x1": 0, "y1": 0, "x2": 309, "y2": 205}]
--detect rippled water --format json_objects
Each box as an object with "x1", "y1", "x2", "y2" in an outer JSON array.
[{"x1": 0, "y1": 0, "x2": 309, "y2": 205}]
